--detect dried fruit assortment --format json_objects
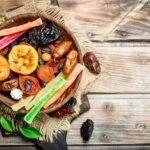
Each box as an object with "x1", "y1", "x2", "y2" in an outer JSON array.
[{"x1": 0, "y1": 17, "x2": 83, "y2": 123}]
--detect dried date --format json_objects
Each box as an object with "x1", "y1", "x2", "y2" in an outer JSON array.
[
  {"x1": 80, "y1": 119, "x2": 94, "y2": 141},
  {"x1": 1, "y1": 78, "x2": 18, "y2": 92},
  {"x1": 83, "y1": 52, "x2": 100, "y2": 75}
]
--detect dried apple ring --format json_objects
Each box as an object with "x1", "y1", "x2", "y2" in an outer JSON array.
[
  {"x1": 0, "y1": 55, "x2": 10, "y2": 81},
  {"x1": 8, "y1": 45, "x2": 38, "y2": 75}
]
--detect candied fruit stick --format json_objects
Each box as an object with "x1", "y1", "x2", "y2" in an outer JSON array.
[
  {"x1": 24, "y1": 77, "x2": 66, "y2": 124},
  {"x1": 25, "y1": 72, "x2": 65, "y2": 110},
  {"x1": 43, "y1": 63, "x2": 84, "y2": 109},
  {"x1": 11, "y1": 96, "x2": 34, "y2": 111},
  {"x1": 53, "y1": 41, "x2": 72, "y2": 58},
  {"x1": 0, "y1": 18, "x2": 43, "y2": 37},
  {"x1": 0, "y1": 31, "x2": 26, "y2": 50}
]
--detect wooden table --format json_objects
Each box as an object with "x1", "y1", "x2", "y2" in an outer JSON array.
[{"x1": 1, "y1": 0, "x2": 150, "y2": 149}]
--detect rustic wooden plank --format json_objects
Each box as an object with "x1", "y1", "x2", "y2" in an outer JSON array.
[
  {"x1": 0, "y1": 146, "x2": 37, "y2": 150},
  {"x1": 68, "y1": 146, "x2": 150, "y2": 150},
  {"x1": 87, "y1": 46, "x2": 150, "y2": 93},
  {"x1": 2, "y1": 145, "x2": 150, "y2": 150},
  {"x1": 67, "y1": 94, "x2": 150, "y2": 145},
  {"x1": 58, "y1": 0, "x2": 147, "y2": 41},
  {"x1": 0, "y1": 133, "x2": 33, "y2": 145},
  {"x1": 107, "y1": 1, "x2": 150, "y2": 41}
]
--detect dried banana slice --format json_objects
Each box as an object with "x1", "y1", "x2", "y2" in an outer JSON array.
[{"x1": 9, "y1": 45, "x2": 38, "y2": 75}]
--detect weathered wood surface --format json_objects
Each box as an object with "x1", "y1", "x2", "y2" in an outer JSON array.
[
  {"x1": 2, "y1": 94, "x2": 150, "y2": 146},
  {"x1": 88, "y1": 47, "x2": 150, "y2": 93},
  {"x1": 0, "y1": 0, "x2": 150, "y2": 149},
  {"x1": 107, "y1": 1, "x2": 150, "y2": 41},
  {"x1": 67, "y1": 94, "x2": 150, "y2": 145},
  {"x1": 58, "y1": 0, "x2": 149, "y2": 41},
  {"x1": 68, "y1": 146, "x2": 150, "y2": 150}
]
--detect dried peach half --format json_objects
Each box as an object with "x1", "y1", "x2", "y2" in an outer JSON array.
[
  {"x1": 0, "y1": 55, "x2": 10, "y2": 81},
  {"x1": 8, "y1": 45, "x2": 38, "y2": 75}
]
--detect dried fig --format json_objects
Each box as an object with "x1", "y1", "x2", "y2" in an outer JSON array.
[
  {"x1": 2, "y1": 78, "x2": 18, "y2": 92},
  {"x1": 83, "y1": 52, "x2": 100, "y2": 75}
]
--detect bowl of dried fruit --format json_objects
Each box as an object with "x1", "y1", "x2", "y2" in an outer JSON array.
[{"x1": 0, "y1": 13, "x2": 83, "y2": 124}]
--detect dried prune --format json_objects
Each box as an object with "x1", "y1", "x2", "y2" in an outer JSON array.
[
  {"x1": 63, "y1": 97, "x2": 77, "y2": 108},
  {"x1": 40, "y1": 82, "x2": 47, "y2": 88},
  {"x1": 80, "y1": 119, "x2": 94, "y2": 141},
  {"x1": 18, "y1": 20, "x2": 60, "y2": 48},
  {"x1": 83, "y1": 52, "x2": 100, "y2": 75}
]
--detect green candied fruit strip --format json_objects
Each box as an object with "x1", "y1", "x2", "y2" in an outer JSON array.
[{"x1": 24, "y1": 77, "x2": 66, "y2": 124}]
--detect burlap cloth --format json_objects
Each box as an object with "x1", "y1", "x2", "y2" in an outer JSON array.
[{"x1": 0, "y1": 0, "x2": 98, "y2": 142}]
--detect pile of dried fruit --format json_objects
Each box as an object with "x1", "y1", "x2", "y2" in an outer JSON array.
[{"x1": 0, "y1": 17, "x2": 83, "y2": 124}]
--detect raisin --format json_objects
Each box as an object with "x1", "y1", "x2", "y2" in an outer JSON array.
[
  {"x1": 41, "y1": 82, "x2": 47, "y2": 88},
  {"x1": 80, "y1": 119, "x2": 94, "y2": 141},
  {"x1": 38, "y1": 57, "x2": 44, "y2": 65},
  {"x1": 41, "y1": 47, "x2": 51, "y2": 54},
  {"x1": 63, "y1": 97, "x2": 77, "y2": 108},
  {"x1": 25, "y1": 80, "x2": 31, "y2": 92},
  {"x1": 83, "y1": 52, "x2": 100, "y2": 75},
  {"x1": 58, "y1": 64, "x2": 63, "y2": 71}
]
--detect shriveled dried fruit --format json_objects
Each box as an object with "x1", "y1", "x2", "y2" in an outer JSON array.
[
  {"x1": 8, "y1": 45, "x2": 38, "y2": 75},
  {"x1": 63, "y1": 97, "x2": 77, "y2": 108},
  {"x1": 1, "y1": 78, "x2": 18, "y2": 92},
  {"x1": 42, "y1": 53, "x2": 51, "y2": 62},
  {"x1": 0, "y1": 55, "x2": 10, "y2": 81},
  {"x1": 63, "y1": 50, "x2": 78, "y2": 75},
  {"x1": 80, "y1": 119, "x2": 94, "y2": 141},
  {"x1": 53, "y1": 41, "x2": 72, "y2": 58},
  {"x1": 19, "y1": 76, "x2": 41, "y2": 95},
  {"x1": 18, "y1": 20, "x2": 60, "y2": 48},
  {"x1": 37, "y1": 65, "x2": 54, "y2": 83},
  {"x1": 83, "y1": 52, "x2": 100, "y2": 75}
]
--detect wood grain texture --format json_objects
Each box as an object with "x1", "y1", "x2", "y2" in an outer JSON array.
[
  {"x1": 67, "y1": 94, "x2": 150, "y2": 145},
  {"x1": 68, "y1": 146, "x2": 150, "y2": 150},
  {"x1": 58, "y1": 0, "x2": 147, "y2": 41},
  {"x1": 88, "y1": 46, "x2": 150, "y2": 93},
  {"x1": 107, "y1": 1, "x2": 150, "y2": 41}
]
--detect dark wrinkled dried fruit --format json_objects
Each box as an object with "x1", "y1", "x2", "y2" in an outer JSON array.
[
  {"x1": 19, "y1": 20, "x2": 60, "y2": 48},
  {"x1": 40, "y1": 82, "x2": 47, "y2": 88},
  {"x1": 63, "y1": 97, "x2": 77, "y2": 108},
  {"x1": 83, "y1": 52, "x2": 100, "y2": 75},
  {"x1": 38, "y1": 57, "x2": 44, "y2": 65},
  {"x1": 58, "y1": 64, "x2": 63, "y2": 71},
  {"x1": 25, "y1": 80, "x2": 31, "y2": 92},
  {"x1": 1, "y1": 78, "x2": 18, "y2": 92},
  {"x1": 80, "y1": 119, "x2": 94, "y2": 141},
  {"x1": 41, "y1": 47, "x2": 51, "y2": 54}
]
